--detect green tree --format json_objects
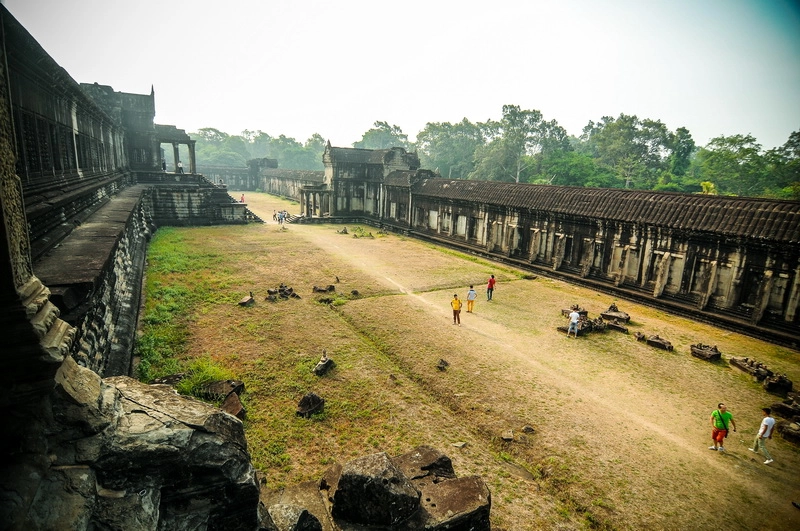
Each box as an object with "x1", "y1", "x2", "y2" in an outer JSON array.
[
  {"x1": 416, "y1": 119, "x2": 486, "y2": 179},
  {"x1": 353, "y1": 121, "x2": 409, "y2": 150},
  {"x1": 695, "y1": 134, "x2": 767, "y2": 196},
  {"x1": 764, "y1": 130, "x2": 800, "y2": 199},
  {"x1": 581, "y1": 114, "x2": 672, "y2": 189},
  {"x1": 469, "y1": 105, "x2": 568, "y2": 183}
]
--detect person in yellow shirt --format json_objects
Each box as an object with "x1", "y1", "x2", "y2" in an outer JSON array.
[{"x1": 451, "y1": 294, "x2": 463, "y2": 325}]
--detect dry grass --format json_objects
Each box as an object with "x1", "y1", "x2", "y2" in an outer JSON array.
[{"x1": 137, "y1": 192, "x2": 800, "y2": 531}]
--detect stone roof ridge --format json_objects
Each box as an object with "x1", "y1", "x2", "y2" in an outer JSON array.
[{"x1": 409, "y1": 180, "x2": 800, "y2": 242}]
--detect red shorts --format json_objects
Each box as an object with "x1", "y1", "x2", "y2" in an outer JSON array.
[{"x1": 712, "y1": 427, "x2": 727, "y2": 443}]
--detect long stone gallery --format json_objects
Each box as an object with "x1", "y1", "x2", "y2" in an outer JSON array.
[{"x1": 1, "y1": 4, "x2": 798, "y2": 530}]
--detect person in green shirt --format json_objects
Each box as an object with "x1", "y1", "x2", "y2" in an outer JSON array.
[{"x1": 709, "y1": 403, "x2": 736, "y2": 452}]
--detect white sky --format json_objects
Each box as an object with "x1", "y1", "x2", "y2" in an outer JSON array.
[{"x1": 4, "y1": 0, "x2": 800, "y2": 150}]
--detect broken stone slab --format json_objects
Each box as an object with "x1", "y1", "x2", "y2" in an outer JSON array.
[
  {"x1": 221, "y1": 391, "x2": 246, "y2": 420},
  {"x1": 413, "y1": 475, "x2": 491, "y2": 531},
  {"x1": 392, "y1": 445, "x2": 456, "y2": 481},
  {"x1": 777, "y1": 421, "x2": 800, "y2": 445},
  {"x1": 522, "y1": 425, "x2": 535, "y2": 434},
  {"x1": 263, "y1": 503, "x2": 322, "y2": 531},
  {"x1": 330, "y1": 452, "x2": 420, "y2": 526},
  {"x1": 296, "y1": 392, "x2": 324, "y2": 418},
  {"x1": 452, "y1": 442, "x2": 467, "y2": 448},
  {"x1": 501, "y1": 430, "x2": 514, "y2": 441},
  {"x1": 436, "y1": 359, "x2": 449, "y2": 371},
  {"x1": 198, "y1": 379, "x2": 245, "y2": 401}
]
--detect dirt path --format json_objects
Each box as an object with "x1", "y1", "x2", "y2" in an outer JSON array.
[{"x1": 243, "y1": 194, "x2": 800, "y2": 530}]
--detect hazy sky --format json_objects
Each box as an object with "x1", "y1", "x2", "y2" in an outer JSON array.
[{"x1": 4, "y1": 0, "x2": 800, "y2": 149}]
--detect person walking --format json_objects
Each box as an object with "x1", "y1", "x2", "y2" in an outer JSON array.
[
  {"x1": 450, "y1": 294, "x2": 462, "y2": 325},
  {"x1": 567, "y1": 309, "x2": 580, "y2": 338},
  {"x1": 709, "y1": 403, "x2": 736, "y2": 452},
  {"x1": 749, "y1": 407, "x2": 776, "y2": 464},
  {"x1": 486, "y1": 275, "x2": 496, "y2": 301},
  {"x1": 466, "y1": 285, "x2": 477, "y2": 313}
]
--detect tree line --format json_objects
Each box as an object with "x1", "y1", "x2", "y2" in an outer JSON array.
[{"x1": 191, "y1": 105, "x2": 800, "y2": 199}]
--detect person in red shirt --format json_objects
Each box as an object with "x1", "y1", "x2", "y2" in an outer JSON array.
[{"x1": 487, "y1": 275, "x2": 496, "y2": 301}]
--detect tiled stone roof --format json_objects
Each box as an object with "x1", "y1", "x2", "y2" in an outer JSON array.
[
  {"x1": 262, "y1": 168, "x2": 324, "y2": 182},
  {"x1": 412, "y1": 180, "x2": 800, "y2": 242}
]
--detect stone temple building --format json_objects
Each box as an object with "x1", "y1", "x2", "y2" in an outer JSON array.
[
  {"x1": 289, "y1": 151, "x2": 800, "y2": 347},
  {"x1": 1, "y1": 3, "x2": 798, "y2": 529}
]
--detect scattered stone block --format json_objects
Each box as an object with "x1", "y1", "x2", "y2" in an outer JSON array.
[
  {"x1": 646, "y1": 335, "x2": 673, "y2": 351},
  {"x1": 777, "y1": 421, "x2": 800, "y2": 445},
  {"x1": 436, "y1": 359, "x2": 450, "y2": 371},
  {"x1": 691, "y1": 343, "x2": 721, "y2": 361},
  {"x1": 501, "y1": 430, "x2": 514, "y2": 441},
  {"x1": 296, "y1": 392, "x2": 324, "y2": 418},
  {"x1": 238, "y1": 292, "x2": 255, "y2": 306},
  {"x1": 730, "y1": 357, "x2": 774, "y2": 381},
  {"x1": 312, "y1": 350, "x2": 334, "y2": 376},
  {"x1": 607, "y1": 319, "x2": 629, "y2": 334},
  {"x1": 330, "y1": 452, "x2": 420, "y2": 526},
  {"x1": 600, "y1": 303, "x2": 630, "y2": 323},
  {"x1": 522, "y1": 425, "x2": 535, "y2": 434},
  {"x1": 763, "y1": 373, "x2": 793, "y2": 396}
]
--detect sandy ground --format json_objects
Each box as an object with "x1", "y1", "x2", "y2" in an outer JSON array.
[{"x1": 218, "y1": 193, "x2": 800, "y2": 530}]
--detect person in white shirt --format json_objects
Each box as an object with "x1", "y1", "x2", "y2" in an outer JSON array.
[
  {"x1": 466, "y1": 285, "x2": 477, "y2": 313},
  {"x1": 750, "y1": 407, "x2": 776, "y2": 464}
]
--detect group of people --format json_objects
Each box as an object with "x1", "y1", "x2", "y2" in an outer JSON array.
[
  {"x1": 450, "y1": 275, "x2": 496, "y2": 325},
  {"x1": 160, "y1": 160, "x2": 184, "y2": 173},
  {"x1": 273, "y1": 210, "x2": 289, "y2": 224},
  {"x1": 708, "y1": 403, "x2": 776, "y2": 465}
]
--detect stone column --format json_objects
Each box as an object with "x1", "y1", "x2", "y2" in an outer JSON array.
[
  {"x1": 172, "y1": 143, "x2": 180, "y2": 172},
  {"x1": 188, "y1": 140, "x2": 196, "y2": 174},
  {"x1": 785, "y1": 262, "x2": 800, "y2": 322}
]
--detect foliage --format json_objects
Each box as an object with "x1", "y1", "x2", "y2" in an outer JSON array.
[
  {"x1": 353, "y1": 121, "x2": 409, "y2": 150},
  {"x1": 191, "y1": 129, "x2": 324, "y2": 170},
  {"x1": 469, "y1": 105, "x2": 569, "y2": 183},
  {"x1": 189, "y1": 110, "x2": 797, "y2": 198},
  {"x1": 416, "y1": 119, "x2": 486, "y2": 179},
  {"x1": 175, "y1": 357, "x2": 236, "y2": 399},
  {"x1": 692, "y1": 134, "x2": 767, "y2": 196}
]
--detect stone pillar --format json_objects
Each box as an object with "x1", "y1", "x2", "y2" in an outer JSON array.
[
  {"x1": 785, "y1": 262, "x2": 800, "y2": 322},
  {"x1": 653, "y1": 252, "x2": 671, "y2": 298},
  {"x1": 0, "y1": 38, "x2": 75, "y2": 408},
  {"x1": 188, "y1": 140, "x2": 196, "y2": 174},
  {"x1": 172, "y1": 143, "x2": 180, "y2": 172},
  {"x1": 752, "y1": 269, "x2": 774, "y2": 324}
]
